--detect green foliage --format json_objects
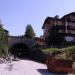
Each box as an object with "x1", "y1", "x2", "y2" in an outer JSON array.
[
  {"x1": 25, "y1": 24, "x2": 35, "y2": 39},
  {"x1": 42, "y1": 48, "x2": 59, "y2": 55},
  {"x1": 65, "y1": 46, "x2": 75, "y2": 60},
  {"x1": 0, "y1": 24, "x2": 8, "y2": 57},
  {"x1": 30, "y1": 48, "x2": 46, "y2": 63}
]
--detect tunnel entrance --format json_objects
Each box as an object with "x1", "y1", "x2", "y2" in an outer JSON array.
[{"x1": 9, "y1": 43, "x2": 30, "y2": 58}]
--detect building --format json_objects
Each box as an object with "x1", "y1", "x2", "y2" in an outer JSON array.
[
  {"x1": 34, "y1": 37, "x2": 45, "y2": 48},
  {"x1": 42, "y1": 12, "x2": 75, "y2": 47}
]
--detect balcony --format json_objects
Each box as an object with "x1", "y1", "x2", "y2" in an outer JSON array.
[{"x1": 55, "y1": 25, "x2": 75, "y2": 34}]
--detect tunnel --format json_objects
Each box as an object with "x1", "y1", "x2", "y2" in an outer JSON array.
[{"x1": 9, "y1": 43, "x2": 30, "y2": 58}]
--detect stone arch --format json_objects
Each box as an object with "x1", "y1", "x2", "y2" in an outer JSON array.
[{"x1": 9, "y1": 43, "x2": 30, "y2": 58}]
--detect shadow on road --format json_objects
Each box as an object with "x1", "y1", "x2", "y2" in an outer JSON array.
[{"x1": 37, "y1": 69, "x2": 67, "y2": 75}]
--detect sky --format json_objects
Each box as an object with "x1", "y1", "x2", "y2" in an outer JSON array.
[{"x1": 0, "y1": 0, "x2": 75, "y2": 37}]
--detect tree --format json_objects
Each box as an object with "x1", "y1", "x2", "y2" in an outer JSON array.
[
  {"x1": 25, "y1": 24, "x2": 35, "y2": 39},
  {"x1": 0, "y1": 22, "x2": 8, "y2": 57}
]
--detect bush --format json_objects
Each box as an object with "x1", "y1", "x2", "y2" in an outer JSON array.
[
  {"x1": 65, "y1": 46, "x2": 75, "y2": 60},
  {"x1": 29, "y1": 48, "x2": 46, "y2": 63},
  {"x1": 42, "y1": 48, "x2": 59, "y2": 56}
]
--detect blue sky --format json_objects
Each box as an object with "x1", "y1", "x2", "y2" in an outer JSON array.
[{"x1": 0, "y1": 0, "x2": 75, "y2": 37}]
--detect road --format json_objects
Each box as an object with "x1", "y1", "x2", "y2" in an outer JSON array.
[{"x1": 0, "y1": 60, "x2": 72, "y2": 75}]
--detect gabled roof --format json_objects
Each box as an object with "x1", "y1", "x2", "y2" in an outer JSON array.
[
  {"x1": 42, "y1": 12, "x2": 75, "y2": 29},
  {"x1": 4, "y1": 29, "x2": 9, "y2": 33},
  {"x1": 42, "y1": 16, "x2": 61, "y2": 29},
  {"x1": 42, "y1": 17, "x2": 52, "y2": 29},
  {"x1": 61, "y1": 12, "x2": 75, "y2": 19}
]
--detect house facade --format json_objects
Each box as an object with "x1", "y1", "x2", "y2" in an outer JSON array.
[
  {"x1": 42, "y1": 12, "x2": 75, "y2": 47},
  {"x1": 34, "y1": 37, "x2": 45, "y2": 48}
]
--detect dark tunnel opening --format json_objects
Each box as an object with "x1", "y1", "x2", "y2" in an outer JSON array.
[{"x1": 9, "y1": 43, "x2": 30, "y2": 58}]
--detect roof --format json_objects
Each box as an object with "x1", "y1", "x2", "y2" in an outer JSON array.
[
  {"x1": 42, "y1": 12, "x2": 75, "y2": 29},
  {"x1": 42, "y1": 17, "x2": 53, "y2": 29},
  {"x1": 61, "y1": 12, "x2": 75, "y2": 19},
  {"x1": 35, "y1": 37, "x2": 44, "y2": 41},
  {"x1": 42, "y1": 17, "x2": 61, "y2": 29},
  {"x1": 4, "y1": 29, "x2": 9, "y2": 33}
]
